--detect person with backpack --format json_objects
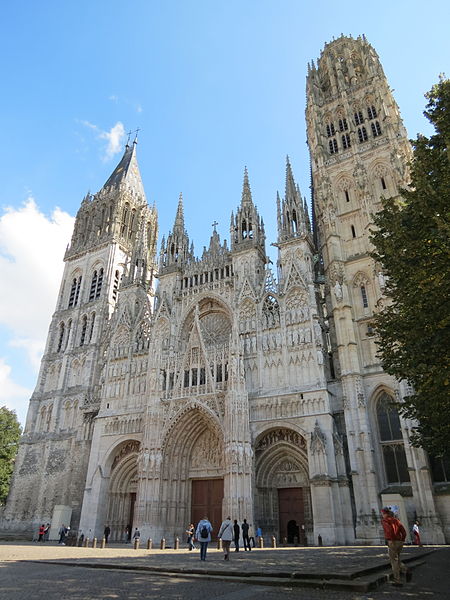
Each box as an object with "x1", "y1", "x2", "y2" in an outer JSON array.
[
  {"x1": 218, "y1": 516, "x2": 233, "y2": 560},
  {"x1": 195, "y1": 516, "x2": 213, "y2": 561},
  {"x1": 381, "y1": 507, "x2": 410, "y2": 586}
]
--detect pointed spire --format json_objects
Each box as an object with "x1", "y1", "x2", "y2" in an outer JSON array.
[
  {"x1": 276, "y1": 191, "x2": 282, "y2": 233},
  {"x1": 241, "y1": 166, "x2": 253, "y2": 206},
  {"x1": 174, "y1": 192, "x2": 185, "y2": 232},
  {"x1": 101, "y1": 143, "x2": 145, "y2": 201},
  {"x1": 285, "y1": 155, "x2": 297, "y2": 203}
]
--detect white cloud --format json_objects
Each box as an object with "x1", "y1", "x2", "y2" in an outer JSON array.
[
  {"x1": 0, "y1": 198, "x2": 75, "y2": 424},
  {"x1": 0, "y1": 358, "x2": 32, "y2": 426},
  {"x1": 81, "y1": 120, "x2": 126, "y2": 161}
]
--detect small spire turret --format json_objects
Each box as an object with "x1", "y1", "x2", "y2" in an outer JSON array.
[{"x1": 231, "y1": 167, "x2": 266, "y2": 255}]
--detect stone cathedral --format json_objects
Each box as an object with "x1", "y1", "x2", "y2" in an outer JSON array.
[{"x1": 2, "y1": 35, "x2": 449, "y2": 545}]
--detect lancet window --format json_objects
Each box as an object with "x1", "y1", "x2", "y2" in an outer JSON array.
[
  {"x1": 376, "y1": 392, "x2": 410, "y2": 484},
  {"x1": 80, "y1": 315, "x2": 88, "y2": 346},
  {"x1": 57, "y1": 322, "x2": 65, "y2": 352}
]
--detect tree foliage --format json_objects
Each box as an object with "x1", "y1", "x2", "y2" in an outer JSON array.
[
  {"x1": 371, "y1": 77, "x2": 450, "y2": 456},
  {"x1": 0, "y1": 406, "x2": 22, "y2": 505}
]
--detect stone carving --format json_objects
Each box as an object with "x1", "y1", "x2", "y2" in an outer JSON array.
[
  {"x1": 256, "y1": 428, "x2": 307, "y2": 453},
  {"x1": 191, "y1": 429, "x2": 221, "y2": 469},
  {"x1": 111, "y1": 440, "x2": 140, "y2": 471},
  {"x1": 310, "y1": 421, "x2": 327, "y2": 455}
]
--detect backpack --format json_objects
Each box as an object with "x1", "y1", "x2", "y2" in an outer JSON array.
[{"x1": 200, "y1": 525, "x2": 209, "y2": 538}]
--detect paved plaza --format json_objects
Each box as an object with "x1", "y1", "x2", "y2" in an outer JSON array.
[{"x1": 1, "y1": 542, "x2": 450, "y2": 599}]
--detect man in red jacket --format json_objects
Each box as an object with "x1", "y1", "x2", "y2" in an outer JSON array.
[{"x1": 381, "y1": 507, "x2": 409, "y2": 586}]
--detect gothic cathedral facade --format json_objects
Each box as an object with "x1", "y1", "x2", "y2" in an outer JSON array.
[{"x1": 2, "y1": 36, "x2": 448, "y2": 544}]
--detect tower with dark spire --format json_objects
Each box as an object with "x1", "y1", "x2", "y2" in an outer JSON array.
[{"x1": 3, "y1": 141, "x2": 158, "y2": 535}]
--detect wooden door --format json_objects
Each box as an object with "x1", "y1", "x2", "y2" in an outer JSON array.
[
  {"x1": 191, "y1": 479, "x2": 224, "y2": 538},
  {"x1": 278, "y1": 487, "x2": 305, "y2": 543}
]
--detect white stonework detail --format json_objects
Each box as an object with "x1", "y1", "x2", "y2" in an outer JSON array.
[{"x1": 2, "y1": 37, "x2": 447, "y2": 546}]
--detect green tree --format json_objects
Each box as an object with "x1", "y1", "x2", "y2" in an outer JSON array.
[
  {"x1": 0, "y1": 406, "x2": 22, "y2": 505},
  {"x1": 371, "y1": 77, "x2": 450, "y2": 456}
]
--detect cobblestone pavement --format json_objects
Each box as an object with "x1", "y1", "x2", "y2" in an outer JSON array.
[
  {"x1": 1, "y1": 543, "x2": 449, "y2": 599},
  {"x1": 0, "y1": 542, "x2": 434, "y2": 575}
]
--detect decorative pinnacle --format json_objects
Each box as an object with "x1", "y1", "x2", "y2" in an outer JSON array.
[{"x1": 241, "y1": 166, "x2": 253, "y2": 206}]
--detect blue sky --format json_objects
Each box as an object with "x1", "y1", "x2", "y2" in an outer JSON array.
[{"x1": 0, "y1": 0, "x2": 449, "y2": 425}]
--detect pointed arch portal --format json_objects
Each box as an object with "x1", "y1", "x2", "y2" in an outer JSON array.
[
  {"x1": 254, "y1": 428, "x2": 312, "y2": 543},
  {"x1": 106, "y1": 440, "x2": 140, "y2": 542},
  {"x1": 160, "y1": 405, "x2": 225, "y2": 534}
]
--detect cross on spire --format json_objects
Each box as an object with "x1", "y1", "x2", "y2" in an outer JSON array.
[
  {"x1": 212, "y1": 220, "x2": 218, "y2": 232},
  {"x1": 126, "y1": 128, "x2": 141, "y2": 146}
]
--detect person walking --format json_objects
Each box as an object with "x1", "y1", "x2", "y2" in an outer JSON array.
[
  {"x1": 132, "y1": 527, "x2": 141, "y2": 543},
  {"x1": 381, "y1": 508, "x2": 410, "y2": 587},
  {"x1": 195, "y1": 516, "x2": 213, "y2": 561},
  {"x1": 43, "y1": 523, "x2": 50, "y2": 542},
  {"x1": 218, "y1": 516, "x2": 233, "y2": 560},
  {"x1": 233, "y1": 519, "x2": 240, "y2": 552},
  {"x1": 104, "y1": 525, "x2": 111, "y2": 544},
  {"x1": 242, "y1": 518, "x2": 251, "y2": 551},
  {"x1": 248, "y1": 523, "x2": 255, "y2": 548},
  {"x1": 256, "y1": 525, "x2": 262, "y2": 546},
  {"x1": 186, "y1": 523, "x2": 196, "y2": 551},
  {"x1": 58, "y1": 524, "x2": 68, "y2": 545},
  {"x1": 38, "y1": 524, "x2": 45, "y2": 542},
  {"x1": 412, "y1": 521, "x2": 422, "y2": 546}
]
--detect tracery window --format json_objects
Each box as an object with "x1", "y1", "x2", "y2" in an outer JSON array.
[
  {"x1": 263, "y1": 295, "x2": 280, "y2": 328},
  {"x1": 339, "y1": 118, "x2": 348, "y2": 131},
  {"x1": 329, "y1": 139, "x2": 338, "y2": 154},
  {"x1": 326, "y1": 122, "x2": 336, "y2": 137},
  {"x1": 354, "y1": 110, "x2": 364, "y2": 125},
  {"x1": 367, "y1": 105, "x2": 377, "y2": 119},
  {"x1": 371, "y1": 121, "x2": 382, "y2": 137},
  {"x1": 376, "y1": 393, "x2": 410, "y2": 484},
  {"x1": 342, "y1": 133, "x2": 351, "y2": 149},
  {"x1": 358, "y1": 126, "x2": 368, "y2": 143}
]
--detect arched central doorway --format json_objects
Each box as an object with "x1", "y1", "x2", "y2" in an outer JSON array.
[
  {"x1": 160, "y1": 405, "x2": 224, "y2": 536},
  {"x1": 254, "y1": 428, "x2": 312, "y2": 544},
  {"x1": 106, "y1": 440, "x2": 140, "y2": 541}
]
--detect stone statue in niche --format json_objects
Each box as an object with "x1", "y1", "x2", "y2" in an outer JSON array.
[{"x1": 333, "y1": 280, "x2": 343, "y2": 301}]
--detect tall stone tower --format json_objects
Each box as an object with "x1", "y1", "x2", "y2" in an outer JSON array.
[
  {"x1": 306, "y1": 35, "x2": 444, "y2": 542},
  {"x1": 2, "y1": 141, "x2": 157, "y2": 534}
]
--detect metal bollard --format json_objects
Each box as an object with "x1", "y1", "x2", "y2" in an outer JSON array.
[
  {"x1": 217, "y1": 538, "x2": 222, "y2": 550},
  {"x1": 283, "y1": 537, "x2": 288, "y2": 546},
  {"x1": 258, "y1": 536, "x2": 264, "y2": 548},
  {"x1": 84, "y1": 537, "x2": 89, "y2": 548},
  {"x1": 134, "y1": 537, "x2": 140, "y2": 550},
  {"x1": 147, "y1": 538, "x2": 152, "y2": 550},
  {"x1": 174, "y1": 537, "x2": 179, "y2": 550},
  {"x1": 92, "y1": 537, "x2": 97, "y2": 548},
  {"x1": 101, "y1": 537, "x2": 106, "y2": 549},
  {"x1": 271, "y1": 536, "x2": 277, "y2": 548},
  {"x1": 160, "y1": 538, "x2": 166, "y2": 550}
]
